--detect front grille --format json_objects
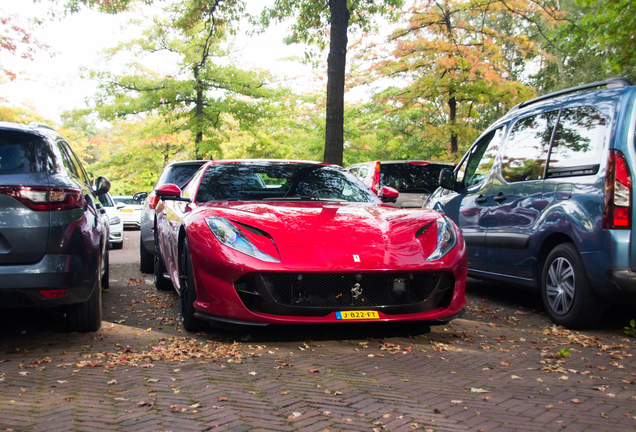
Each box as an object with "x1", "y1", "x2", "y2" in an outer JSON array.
[{"x1": 259, "y1": 272, "x2": 448, "y2": 308}]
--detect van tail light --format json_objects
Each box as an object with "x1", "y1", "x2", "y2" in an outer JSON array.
[
  {"x1": 148, "y1": 192, "x2": 160, "y2": 210},
  {"x1": 0, "y1": 186, "x2": 84, "y2": 211},
  {"x1": 409, "y1": 161, "x2": 429, "y2": 166},
  {"x1": 603, "y1": 150, "x2": 632, "y2": 229},
  {"x1": 371, "y1": 161, "x2": 381, "y2": 194}
]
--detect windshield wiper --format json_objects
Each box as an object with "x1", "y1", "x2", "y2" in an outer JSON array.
[
  {"x1": 262, "y1": 196, "x2": 345, "y2": 202},
  {"x1": 398, "y1": 188, "x2": 430, "y2": 193}
]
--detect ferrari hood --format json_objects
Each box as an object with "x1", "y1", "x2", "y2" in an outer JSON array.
[{"x1": 196, "y1": 202, "x2": 440, "y2": 248}]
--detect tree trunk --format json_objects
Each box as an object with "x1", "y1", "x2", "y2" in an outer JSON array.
[
  {"x1": 324, "y1": 0, "x2": 349, "y2": 166},
  {"x1": 194, "y1": 66, "x2": 204, "y2": 159},
  {"x1": 448, "y1": 93, "x2": 457, "y2": 154}
]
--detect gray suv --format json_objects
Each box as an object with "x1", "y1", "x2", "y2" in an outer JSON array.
[{"x1": 0, "y1": 122, "x2": 111, "y2": 332}]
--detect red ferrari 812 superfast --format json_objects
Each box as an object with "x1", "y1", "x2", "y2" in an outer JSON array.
[{"x1": 153, "y1": 160, "x2": 466, "y2": 331}]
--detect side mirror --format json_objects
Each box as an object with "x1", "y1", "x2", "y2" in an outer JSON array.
[
  {"x1": 133, "y1": 191, "x2": 148, "y2": 202},
  {"x1": 94, "y1": 176, "x2": 111, "y2": 196},
  {"x1": 439, "y1": 169, "x2": 457, "y2": 191},
  {"x1": 378, "y1": 186, "x2": 399, "y2": 203},
  {"x1": 155, "y1": 184, "x2": 191, "y2": 203},
  {"x1": 116, "y1": 202, "x2": 126, "y2": 210}
]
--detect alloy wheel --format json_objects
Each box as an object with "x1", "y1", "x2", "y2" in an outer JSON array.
[{"x1": 545, "y1": 257, "x2": 575, "y2": 315}]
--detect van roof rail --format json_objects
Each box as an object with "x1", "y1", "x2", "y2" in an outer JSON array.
[
  {"x1": 508, "y1": 78, "x2": 633, "y2": 114},
  {"x1": 28, "y1": 122, "x2": 57, "y2": 132}
]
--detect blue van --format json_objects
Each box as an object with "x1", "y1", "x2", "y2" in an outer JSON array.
[{"x1": 425, "y1": 78, "x2": 635, "y2": 328}]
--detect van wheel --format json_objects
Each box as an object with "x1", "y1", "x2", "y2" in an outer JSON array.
[
  {"x1": 67, "y1": 278, "x2": 102, "y2": 332},
  {"x1": 541, "y1": 243, "x2": 605, "y2": 329},
  {"x1": 179, "y1": 238, "x2": 205, "y2": 332}
]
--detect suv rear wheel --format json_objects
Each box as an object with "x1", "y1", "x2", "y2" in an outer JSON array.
[
  {"x1": 541, "y1": 243, "x2": 606, "y2": 329},
  {"x1": 67, "y1": 278, "x2": 102, "y2": 332}
]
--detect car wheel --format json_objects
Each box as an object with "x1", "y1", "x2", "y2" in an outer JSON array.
[
  {"x1": 67, "y1": 278, "x2": 102, "y2": 332},
  {"x1": 101, "y1": 248, "x2": 109, "y2": 290},
  {"x1": 541, "y1": 243, "x2": 606, "y2": 329},
  {"x1": 111, "y1": 241, "x2": 123, "y2": 250},
  {"x1": 179, "y1": 238, "x2": 205, "y2": 332},
  {"x1": 154, "y1": 250, "x2": 173, "y2": 291},
  {"x1": 140, "y1": 235, "x2": 154, "y2": 273}
]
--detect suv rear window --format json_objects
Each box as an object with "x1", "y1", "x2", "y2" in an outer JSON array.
[
  {"x1": 0, "y1": 130, "x2": 56, "y2": 174},
  {"x1": 380, "y1": 163, "x2": 447, "y2": 193},
  {"x1": 159, "y1": 163, "x2": 205, "y2": 188}
]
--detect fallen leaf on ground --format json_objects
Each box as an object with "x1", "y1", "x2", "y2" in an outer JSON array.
[{"x1": 471, "y1": 388, "x2": 490, "y2": 393}]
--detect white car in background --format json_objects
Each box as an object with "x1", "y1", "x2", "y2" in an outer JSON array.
[
  {"x1": 112, "y1": 195, "x2": 144, "y2": 227},
  {"x1": 97, "y1": 193, "x2": 124, "y2": 249}
]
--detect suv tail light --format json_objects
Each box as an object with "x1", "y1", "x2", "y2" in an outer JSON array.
[
  {"x1": 603, "y1": 150, "x2": 632, "y2": 229},
  {"x1": 148, "y1": 192, "x2": 160, "y2": 210},
  {"x1": 0, "y1": 186, "x2": 84, "y2": 211},
  {"x1": 371, "y1": 161, "x2": 381, "y2": 194}
]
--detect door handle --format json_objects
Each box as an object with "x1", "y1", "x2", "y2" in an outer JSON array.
[
  {"x1": 475, "y1": 194, "x2": 487, "y2": 204},
  {"x1": 493, "y1": 192, "x2": 507, "y2": 202}
]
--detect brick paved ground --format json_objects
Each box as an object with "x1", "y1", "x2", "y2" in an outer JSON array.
[{"x1": 1, "y1": 233, "x2": 635, "y2": 431}]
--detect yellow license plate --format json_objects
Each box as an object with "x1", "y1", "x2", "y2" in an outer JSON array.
[
  {"x1": 121, "y1": 209, "x2": 133, "y2": 212},
  {"x1": 335, "y1": 311, "x2": 379, "y2": 320}
]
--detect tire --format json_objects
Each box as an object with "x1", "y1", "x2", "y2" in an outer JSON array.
[
  {"x1": 67, "y1": 278, "x2": 102, "y2": 332},
  {"x1": 179, "y1": 238, "x2": 205, "y2": 332},
  {"x1": 541, "y1": 243, "x2": 606, "y2": 329},
  {"x1": 101, "y1": 248, "x2": 109, "y2": 290},
  {"x1": 140, "y1": 235, "x2": 154, "y2": 273},
  {"x1": 111, "y1": 241, "x2": 123, "y2": 250},
  {"x1": 154, "y1": 234, "x2": 173, "y2": 291}
]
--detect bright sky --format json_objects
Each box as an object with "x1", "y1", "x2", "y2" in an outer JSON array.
[{"x1": 1, "y1": 1, "x2": 320, "y2": 123}]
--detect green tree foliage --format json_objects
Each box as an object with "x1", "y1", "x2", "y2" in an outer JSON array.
[
  {"x1": 70, "y1": 115, "x2": 194, "y2": 194},
  {"x1": 357, "y1": 0, "x2": 541, "y2": 159},
  {"x1": 83, "y1": 0, "x2": 280, "y2": 159},
  {"x1": 221, "y1": 93, "x2": 326, "y2": 162},
  {"x1": 258, "y1": 0, "x2": 403, "y2": 166},
  {"x1": 533, "y1": 0, "x2": 636, "y2": 91}
]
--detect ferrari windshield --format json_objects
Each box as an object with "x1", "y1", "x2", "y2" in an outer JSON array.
[{"x1": 195, "y1": 162, "x2": 381, "y2": 203}]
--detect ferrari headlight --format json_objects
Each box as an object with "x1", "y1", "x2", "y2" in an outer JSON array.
[
  {"x1": 426, "y1": 216, "x2": 457, "y2": 261},
  {"x1": 109, "y1": 216, "x2": 121, "y2": 225},
  {"x1": 205, "y1": 217, "x2": 280, "y2": 263}
]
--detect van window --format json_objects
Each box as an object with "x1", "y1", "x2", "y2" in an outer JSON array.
[
  {"x1": 457, "y1": 127, "x2": 505, "y2": 188},
  {"x1": 547, "y1": 106, "x2": 605, "y2": 176},
  {"x1": 501, "y1": 111, "x2": 557, "y2": 182}
]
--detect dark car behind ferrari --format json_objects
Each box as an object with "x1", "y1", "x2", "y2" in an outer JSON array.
[
  {"x1": 139, "y1": 160, "x2": 207, "y2": 273},
  {"x1": 347, "y1": 160, "x2": 455, "y2": 208}
]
